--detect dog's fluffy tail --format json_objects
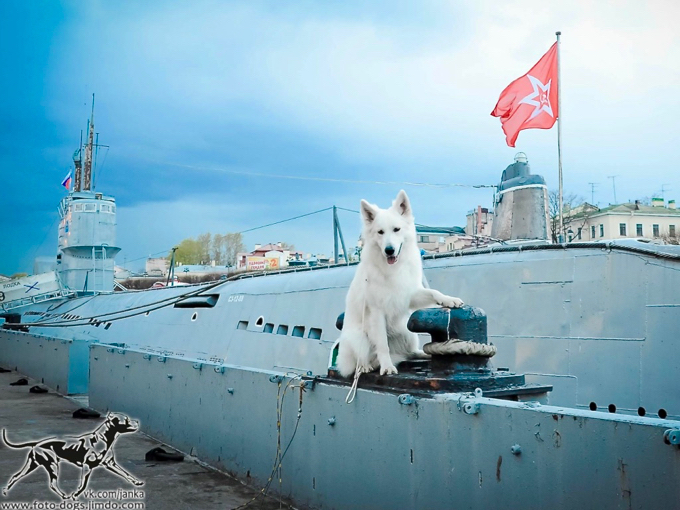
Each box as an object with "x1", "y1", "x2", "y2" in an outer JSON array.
[{"x1": 1, "y1": 429, "x2": 50, "y2": 449}]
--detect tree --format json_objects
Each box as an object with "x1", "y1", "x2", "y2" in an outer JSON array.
[
  {"x1": 661, "y1": 232, "x2": 680, "y2": 245},
  {"x1": 170, "y1": 231, "x2": 245, "y2": 268},
  {"x1": 170, "y1": 238, "x2": 203, "y2": 265},
  {"x1": 222, "y1": 232, "x2": 245, "y2": 267},
  {"x1": 549, "y1": 190, "x2": 587, "y2": 243},
  {"x1": 196, "y1": 233, "x2": 212, "y2": 264},
  {"x1": 212, "y1": 234, "x2": 224, "y2": 265}
]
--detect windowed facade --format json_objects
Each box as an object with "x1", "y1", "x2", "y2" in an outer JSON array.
[
  {"x1": 636, "y1": 224, "x2": 643, "y2": 236},
  {"x1": 599, "y1": 224, "x2": 604, "y2": 237},
  {"x1": 619, "y1": 223, "x2": 626, "y2": 236},
  {"x1": 653, "y1": 224, "x2": 660, "y2": 237}
]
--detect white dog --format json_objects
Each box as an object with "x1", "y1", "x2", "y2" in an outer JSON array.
[{"x1": 337, "y1": 190, "x2": 464, "y2": 377}]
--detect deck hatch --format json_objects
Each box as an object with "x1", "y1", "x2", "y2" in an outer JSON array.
[{"x1": 173, "y1": 294, "x2": 220, "y2": 308}]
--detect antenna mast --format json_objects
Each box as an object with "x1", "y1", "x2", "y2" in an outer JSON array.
[
  {"x1": 82, "y1": 94, "x2": 95, "y2": 191},
  {"x1": 608, "y1": 175, "x2": 618, "y2": 204}
]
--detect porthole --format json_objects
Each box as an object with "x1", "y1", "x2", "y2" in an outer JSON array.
[
  {"x1": 191, "y1": 312, "x2": 198, "y2": 321},
  {"x1": 658, "y1": 408, "x2": 668, "y2": 419},
  {"x1": 589, "y1": 402, "x2": 597, "y2": 411},
  {"x1": 256, "y1": 316, "x2": 264, "y2": 327},
  {"x1": 145, "y1": 311, "x2": 150, "y2": 317}
]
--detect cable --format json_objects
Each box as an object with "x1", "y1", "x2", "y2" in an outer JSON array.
[
  {"x1": 239, "y1": 208, "x2": 332, "y2": 234},
  {"x1": 122, "y1": 206, "x2": 337, "y2": 267},
  {"x1": 9, "y1": 280, "x2": 227, "y2": 329},
  {"x1": 158, "y1": 161, "x2": 497, "y2": 189}
]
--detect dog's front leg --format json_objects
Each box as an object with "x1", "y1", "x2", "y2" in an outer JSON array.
[
  {"x1": 71, "y1": 465, "x2": 93, "y2": 499},
  {"x1": 410, "y1": 288, "x2": 463, "y2": 310},
  {"x1": 102, "y1": 457, "x2": 144, "y2": 486},
  {"x1": 365, "y1": 312, "x2": 397, "y2": 375},
  {"x1": 46, "y1": 465, "x2": 69, "y2": 500}
]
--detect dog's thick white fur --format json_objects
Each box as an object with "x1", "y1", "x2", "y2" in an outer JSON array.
[{"x1": 337, "y1": 190, "x2": 464, "y2": 377}]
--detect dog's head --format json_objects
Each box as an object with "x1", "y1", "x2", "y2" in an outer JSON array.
[
  {"x1": 105, "y1": 413, "x2": 140, "y2": 435},
  {"x1": 360, "y1": 190, "x2": 415, "y2": 266}
]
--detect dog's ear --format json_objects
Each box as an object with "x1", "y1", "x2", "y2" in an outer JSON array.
[
  {"x1": 393, "y1": 190, "x2": 412, "y2": 218},
  {"x1": 360, "y1": 200, "x2": 378, "y2": 224}
]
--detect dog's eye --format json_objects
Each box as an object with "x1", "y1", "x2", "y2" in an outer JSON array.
[
  {"x1": 393, "y1": 228, "x2": 400, "y2": 232},
  {"x1": 378, "y1": 230, "x2": 384, "y2": 235}
]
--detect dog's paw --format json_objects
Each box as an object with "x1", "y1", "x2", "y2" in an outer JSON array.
[
  {"x1": 410, "y1": 349, "x2": 431, "y2": 360},
  {"x1": 356, "y1": 364, "x2": 372, "y2": 375},
  {"x1": 439, "y1": 296, "x2": 464, "y2": 309},
  {"x1": 379, "y1": 364, "x2": 398, "y2": 376}
]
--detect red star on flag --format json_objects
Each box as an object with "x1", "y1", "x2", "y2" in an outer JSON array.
[{"x1": 491, "y1": 43, "x2": 559, "y2": 147}]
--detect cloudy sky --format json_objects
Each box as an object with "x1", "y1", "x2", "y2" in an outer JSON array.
[{"x1": 1, "y1": 0, "x2": 678, "y2": 275}]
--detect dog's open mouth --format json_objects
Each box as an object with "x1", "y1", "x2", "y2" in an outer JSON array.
[{"x1": 387, "y1": 255, "x2": 398, "y2": 265}]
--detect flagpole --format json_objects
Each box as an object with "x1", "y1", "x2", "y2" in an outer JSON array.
[{"x1": 556, "y1": 31, "x2": 564, "y2": 243}]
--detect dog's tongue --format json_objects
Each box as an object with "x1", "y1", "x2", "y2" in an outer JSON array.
[{"x1": 387, "y1": 255, "x2": 398, "y2": 265}]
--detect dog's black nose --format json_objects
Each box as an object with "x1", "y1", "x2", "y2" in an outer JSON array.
[{"x1": 385, "y1": 246, "x2": 395, "y2": 256}]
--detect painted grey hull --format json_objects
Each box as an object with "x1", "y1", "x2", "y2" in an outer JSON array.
[
  {"x1": 2, "y1": 241, "x2": 680, "y2": 509},
  {"x1": 89, "y1": 347, "x2": 679, "y2": 510},
  {"x1": 4, "y1": 240, "x2": 679, "y2": 418}
]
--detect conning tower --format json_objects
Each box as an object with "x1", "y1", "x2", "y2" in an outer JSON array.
[
  {"x1": 56, "y1": 96, "x2": 120, "y2": 293},
  {"x1": 491, "y1": 152, "x2": 549, "y2": 241}
]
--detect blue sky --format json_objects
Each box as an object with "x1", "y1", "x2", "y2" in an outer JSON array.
[{"x1": 1, "y1": 0, "x2": 678, "y2": 274}]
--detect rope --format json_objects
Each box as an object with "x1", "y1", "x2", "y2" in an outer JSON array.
[
  {"x1": 345, "y1": 279, "x2": 370, "y2": 404},
  {"x1": 229, "y1": 374, "x2": 302, "y2": 510},
  {"x1": 345, "y1": 363, "x2": 362, "y2": 404},
  {"x1": 423, "y1": 340, "x2": 497, "y2": 357}
]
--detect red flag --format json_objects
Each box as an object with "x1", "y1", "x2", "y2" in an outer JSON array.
[{"x1": 491, "y1": 43, "x2": 558, "y2": 147}]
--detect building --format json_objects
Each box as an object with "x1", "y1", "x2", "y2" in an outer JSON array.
[
  {"x1": 466, "y1": 206, "x2": 494, "y2": 237},
  {"x1": 146, "y1": 257, "x2": 170, "y2": 277},
  {"x1": 414, "y1": 225, "x2": 495, "y2": 253},
  {"x1": 236, "y1": 243, "x2": 306, "y2": 271},
  {"x1": 564, "y1": 199, "x2": 680, "y2": 242}
]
